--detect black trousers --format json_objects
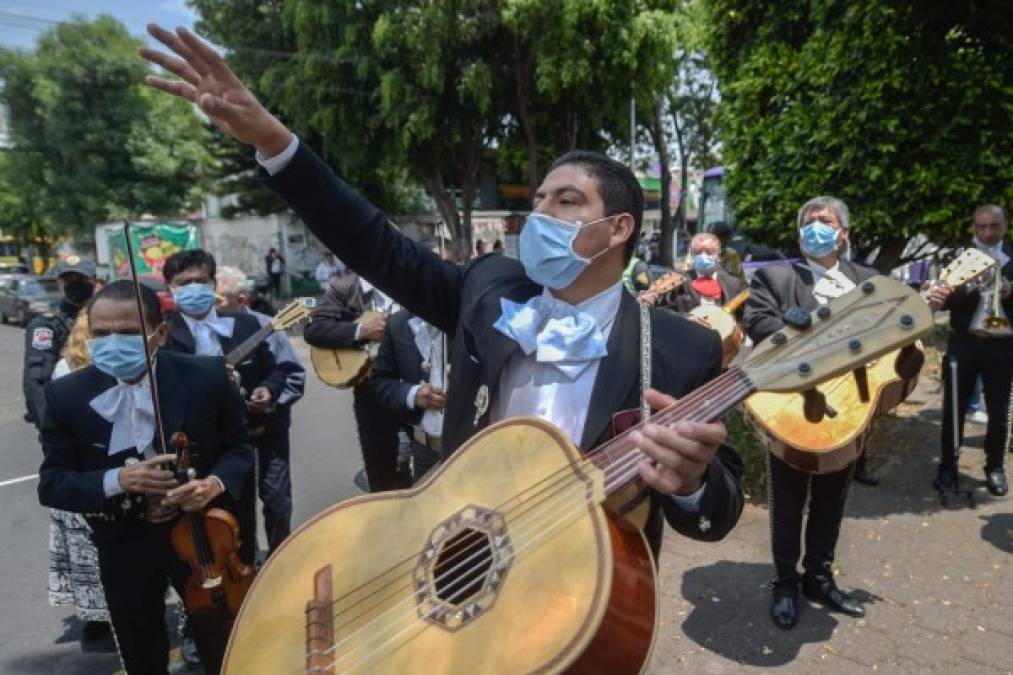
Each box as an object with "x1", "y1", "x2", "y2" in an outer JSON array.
[
  {"x1": 940, "y1": 333, "x2": 1013, "y2": 473},
  {"x1": 352, "y1": 382, "x2": 400, "y2": 492},
  {"x1": 768, "y1": 452, "x2": 855, "y2": 587},
  {"x1": 256, "y1": 424, "x2": 293, "y2": 554},
  {"x1": 96, "y1": 523, "x2": 227, "y2": 675}
]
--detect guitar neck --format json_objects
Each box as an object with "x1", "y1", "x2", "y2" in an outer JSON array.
[
  {"x1": 722, "y1": 289, "x2": 750, "y2": 313},
  {"x1": 226, "y1": 322, "x2": 276, "y2": 367},
  {"x1": 588, "y1": 367, "x2": 756, "y2": 496}
]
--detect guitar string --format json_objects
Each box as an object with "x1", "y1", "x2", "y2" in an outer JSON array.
[
  {"x1": 318, "y1": 371, "x2": 749, "y2": 640},
  {"x1": 315, "y1": 369, "x2": 747, "y2": 628},
  {"x1": 307, "y1": 378, "x2": 754, "y2": 671},
  {"x1": 316, "y1": 380, "x2": 753, "y2": 675}
]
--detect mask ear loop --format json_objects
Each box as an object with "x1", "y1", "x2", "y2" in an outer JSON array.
[{"x1": 569, "y1": 214, "x2": 626, "y2": 264}]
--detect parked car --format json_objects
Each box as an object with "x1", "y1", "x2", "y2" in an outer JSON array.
[{"x1": 0, "y1": 277, "x2": 63, "y2": 325}]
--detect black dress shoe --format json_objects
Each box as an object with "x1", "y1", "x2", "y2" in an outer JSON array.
[
  {"x1": 933, "y1": 464, "x2": 958, "y2": 492},
  {"x1": 802, "y1": 578, "x2": 865, "y2": 618},
  {"x1": 770, "y1": 587, "x2": 799, "y2": 630},
  {"x1": 853, "y1": 463, "x2": 879, "y2": 486},
  {"x1": 985, "y1": 470, "x2": 1008, "y2": 496}
]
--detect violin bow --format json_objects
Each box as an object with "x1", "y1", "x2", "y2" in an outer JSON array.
[{"x1": 122, "y1": 220, "x2": 170, "y2": 459}]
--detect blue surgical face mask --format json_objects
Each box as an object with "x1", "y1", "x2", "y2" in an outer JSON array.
[
  {"x1": 171, "y1": 282, "x2": 217, "y2": 316},
  {"x1": 89, "y1": 334, "x2": 151, "y2": 381},
  {"x1": 692, "y1": 253, "x2": 717, "y2": 276},
  {"x1": 519, "y1": 213, "x2": 615, "y2": 289},
  {"x1": 800, "y1": 221, "x2": 840, "y2": 258}
]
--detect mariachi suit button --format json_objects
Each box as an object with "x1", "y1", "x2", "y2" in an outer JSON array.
[{"x1": 698, "y1": 516, "x2": 711, "y2": 534}]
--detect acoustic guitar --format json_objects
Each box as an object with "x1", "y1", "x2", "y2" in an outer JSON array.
[
  {"x1": 636, "y1": 271, "x2": 684, "y2": 307},
  {"x1": 310, "y1": 309, "x2": 385, "y2": 389},
  {"x1": 688, "y1": 289, "x2": 750, "y2": 367},
  {"x1": 744, "y1": 248, "x2": 995, "y2": 474},
  {"x1": 225, "y1": 297, "x2": 316, "y2": 369},
  {"x1": 222, "y1": 276, "x2": 930, "y2": 675}
]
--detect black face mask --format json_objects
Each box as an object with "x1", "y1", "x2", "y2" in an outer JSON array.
[{"x1": 63, "y1": 279, "x2": 95, "y2": 306}]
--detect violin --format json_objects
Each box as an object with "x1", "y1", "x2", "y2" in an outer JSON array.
[{"x1": 169, "y1": 431, "x2": 255, "y2": 617}]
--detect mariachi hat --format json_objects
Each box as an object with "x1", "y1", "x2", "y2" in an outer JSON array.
[{"x1": 55, "y1": 254, "x2": 96, "y2": 278}]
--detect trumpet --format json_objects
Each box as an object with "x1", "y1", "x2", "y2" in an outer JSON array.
[{"x1": 983, "y1": 263, "x2": 1009, "y2": 331}]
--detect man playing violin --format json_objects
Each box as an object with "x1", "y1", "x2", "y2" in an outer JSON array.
[
  {"x1": 37, "y1": 280, "x2": 253, "y2": 675},
  {"x1": 744, "y1": 196, "x2": 875, "y2": 630},
  {"x1": 140, "y1": 24, "x2": 745, "y2": 560}
]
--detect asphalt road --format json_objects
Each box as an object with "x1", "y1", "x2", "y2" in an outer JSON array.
[{"x1": 0, "y1": 321, "x2": 363, "y2": 674}]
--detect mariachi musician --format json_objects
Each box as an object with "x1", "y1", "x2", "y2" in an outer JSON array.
[
  {"x1": 931, "y1": 204, "x2": 1012, "y2": 497},
  {"x1": 671, "y1": 232, "x2": 746, "y2": 315},
  {"x1": 303, "y1": 269, "x2": 401, "y2": 492},
  {"x1": 37, "y1": 280, "x2": 254, "y2": 674},
  {"x1": 744, "y1": 196, "x2": 872, "y2": 630}
]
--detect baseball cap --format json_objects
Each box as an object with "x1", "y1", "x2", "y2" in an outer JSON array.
[{"x1": 55, "y1": 254, "x2": 96, "y2": 278}]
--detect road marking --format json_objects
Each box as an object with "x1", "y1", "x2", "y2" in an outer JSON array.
[{"x1": 0, "y1": 473, "x2": 38, "y2": 488}]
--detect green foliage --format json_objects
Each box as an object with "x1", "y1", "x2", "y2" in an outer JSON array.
[
  {"x1": 190, "y1": 0, "x2": 687, "y2": 252},
  {"x1": 724, "y1": 407, "x2": 768, "y2": 500},
  {"x1": 0, "y1": 16, "x2": 212, "y2": 240},
  {"x1": 702, "y1": 0, "x2": 1013, "y2": 270}
]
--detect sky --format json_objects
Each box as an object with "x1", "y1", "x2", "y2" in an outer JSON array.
[{"x1": 0, "y1": 0, "x2": 197, "y2": 51}]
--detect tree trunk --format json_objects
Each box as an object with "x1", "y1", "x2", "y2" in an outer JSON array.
[
  {"x1": 422, "y1": 172, "x2": 464, "y2": 260},
  {"x1": 668, "y1": 96, "x2": 690, "y2": 242},
  {"x1": 869, "y1": 236, "x2": 908, "y2": 274},
  {"x1": 647, "y1": 99, "x2": 674, "y2": 267},
  {"x1": 514, "y1": 44, "x2": 539, "y2": 195}
]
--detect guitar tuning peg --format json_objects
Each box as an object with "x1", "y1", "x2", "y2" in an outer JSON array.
[
  {"x1": 894, "y1": 344, "x2": 925, "y2": 380},
  {"x1": 852, "y1": 367, "x2": 870, "y2": 403},
  {"x1": 802, "y1": 388, "x2": 827, "y2": 423}
]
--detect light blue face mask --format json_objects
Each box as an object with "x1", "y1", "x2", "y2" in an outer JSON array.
[
  {"x1": 519, "y1": 212, "x2": 615, "y2": 289},
  {"x1": 800, "y1": 221, "x2": 840, "y2": 258},
  {"x1": 692, "y1": 253, "x2": 717, "y2": 275},
  {"x1": 89, "y1": 334, "x2": 150, "y2": 381},
  {"x1": 171, "y1": 282, "x2": 217, "y2": 316}
]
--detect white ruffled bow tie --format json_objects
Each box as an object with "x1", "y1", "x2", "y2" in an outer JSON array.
[
  {"x1": 89, "y1": 379, "x2": 155, "y2": 456},
  {"x1": 493, "y1": 295, "x2": 607, "y2": 380},
  {"x1": 191, "y1": 314, "x2": 234, "y2": 356}
]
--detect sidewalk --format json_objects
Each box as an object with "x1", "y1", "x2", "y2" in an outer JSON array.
[{"x1": 649, "y1": 366, "x2": 1012, "y2": 674}]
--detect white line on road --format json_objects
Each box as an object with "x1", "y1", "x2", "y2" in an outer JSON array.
[{"x1": 0, "y1": 473, "x2": 38, "y2": 488}]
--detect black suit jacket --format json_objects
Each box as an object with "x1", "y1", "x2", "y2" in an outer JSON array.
[
  {"x1": 164, "y1": 310, "x2": 287, "y2": 426},
  {"x1": 262, "y1": 142, "x2": 745, "y2": 552},
  {"x1": 369, "y1": 310, "x2": 429, "y2": 426},
  {"x1": 671, "y1": 270, "x2": 746, "y2": 315},
  {"x1": 37, "y1": 351, "x2": 254, "y2": 543},
  {"x1": 744, "y1": 259, "x2": 877, "y2": 344},
  {"x1": 942, "y1": 241, "x2": 1013, "y2": 334}
]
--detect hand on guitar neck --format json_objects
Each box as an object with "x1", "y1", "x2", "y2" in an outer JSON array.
[{"x1": 357, "y1": 312, "x2": 387, "y2": 342}]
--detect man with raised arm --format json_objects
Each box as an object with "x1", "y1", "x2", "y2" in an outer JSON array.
[{"x1": 140, "y1": 25, "x2": 745, "y2": 558}]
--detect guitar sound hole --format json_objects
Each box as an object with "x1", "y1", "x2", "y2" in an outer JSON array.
[{"x1": 433, "y1": 528, "x2": 492, "y2": 605}]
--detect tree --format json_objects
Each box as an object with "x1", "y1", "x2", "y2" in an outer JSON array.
[
  {"x1": 702, "y1": 0, "x2": 1013, "y2": 271},
  {"x1": 0, "y1": 16, "x2": 212, "y2": 244}
]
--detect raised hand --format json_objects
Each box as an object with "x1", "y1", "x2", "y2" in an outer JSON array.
[{"x1": 139, "y1": 24, "x2": 292, "y2": 157}]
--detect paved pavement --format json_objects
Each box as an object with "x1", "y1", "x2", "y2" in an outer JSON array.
[{"x1": 0, "y1": 321, "x2": 1008, "y2": 674}]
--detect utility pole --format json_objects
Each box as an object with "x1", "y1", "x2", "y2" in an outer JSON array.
[{"x1": 629, "y1": 97, "x2": 636, "y2": 170}]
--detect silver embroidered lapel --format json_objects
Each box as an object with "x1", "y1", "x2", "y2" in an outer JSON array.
[{"x1": 473, "y1": 384, "x2": 489, "y2": 426}]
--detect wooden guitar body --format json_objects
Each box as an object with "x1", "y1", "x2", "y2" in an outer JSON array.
[
  {"x1": 688, "y1": 305, "x2": 744, "y2": 367},
  {"x1": 744, "y1": 343, "x2": 922, "y2": 473},
  {"x1": 310, "y1": 310, "x2": 383, "y2": 388},
  {"x1": 223, "y1": 418, "x2": 658, "y2": 674}
]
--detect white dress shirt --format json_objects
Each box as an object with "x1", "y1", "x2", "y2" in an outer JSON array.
[
  {"x1": 181, "y1": 307, "x2": 235, "y2": 356},
  {"x1": 806, "y1": 259, "x2": 857, "y2": 305},
  {"x1": 91, "y1": 378, "x2": 156, "y2": 497}
]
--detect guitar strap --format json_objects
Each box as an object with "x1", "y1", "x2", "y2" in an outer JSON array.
[{"x1": 639, "y1": 301, "x2": 652, "y2": 423}]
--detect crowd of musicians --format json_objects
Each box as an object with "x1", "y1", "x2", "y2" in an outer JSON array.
[{"x1": 19, "y1": 23, "x2": 1011, "y2": 675}]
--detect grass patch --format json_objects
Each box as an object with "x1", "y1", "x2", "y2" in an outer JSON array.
[{"x1": 725, "y1": 407, "x2": 768, "y2": 501}]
